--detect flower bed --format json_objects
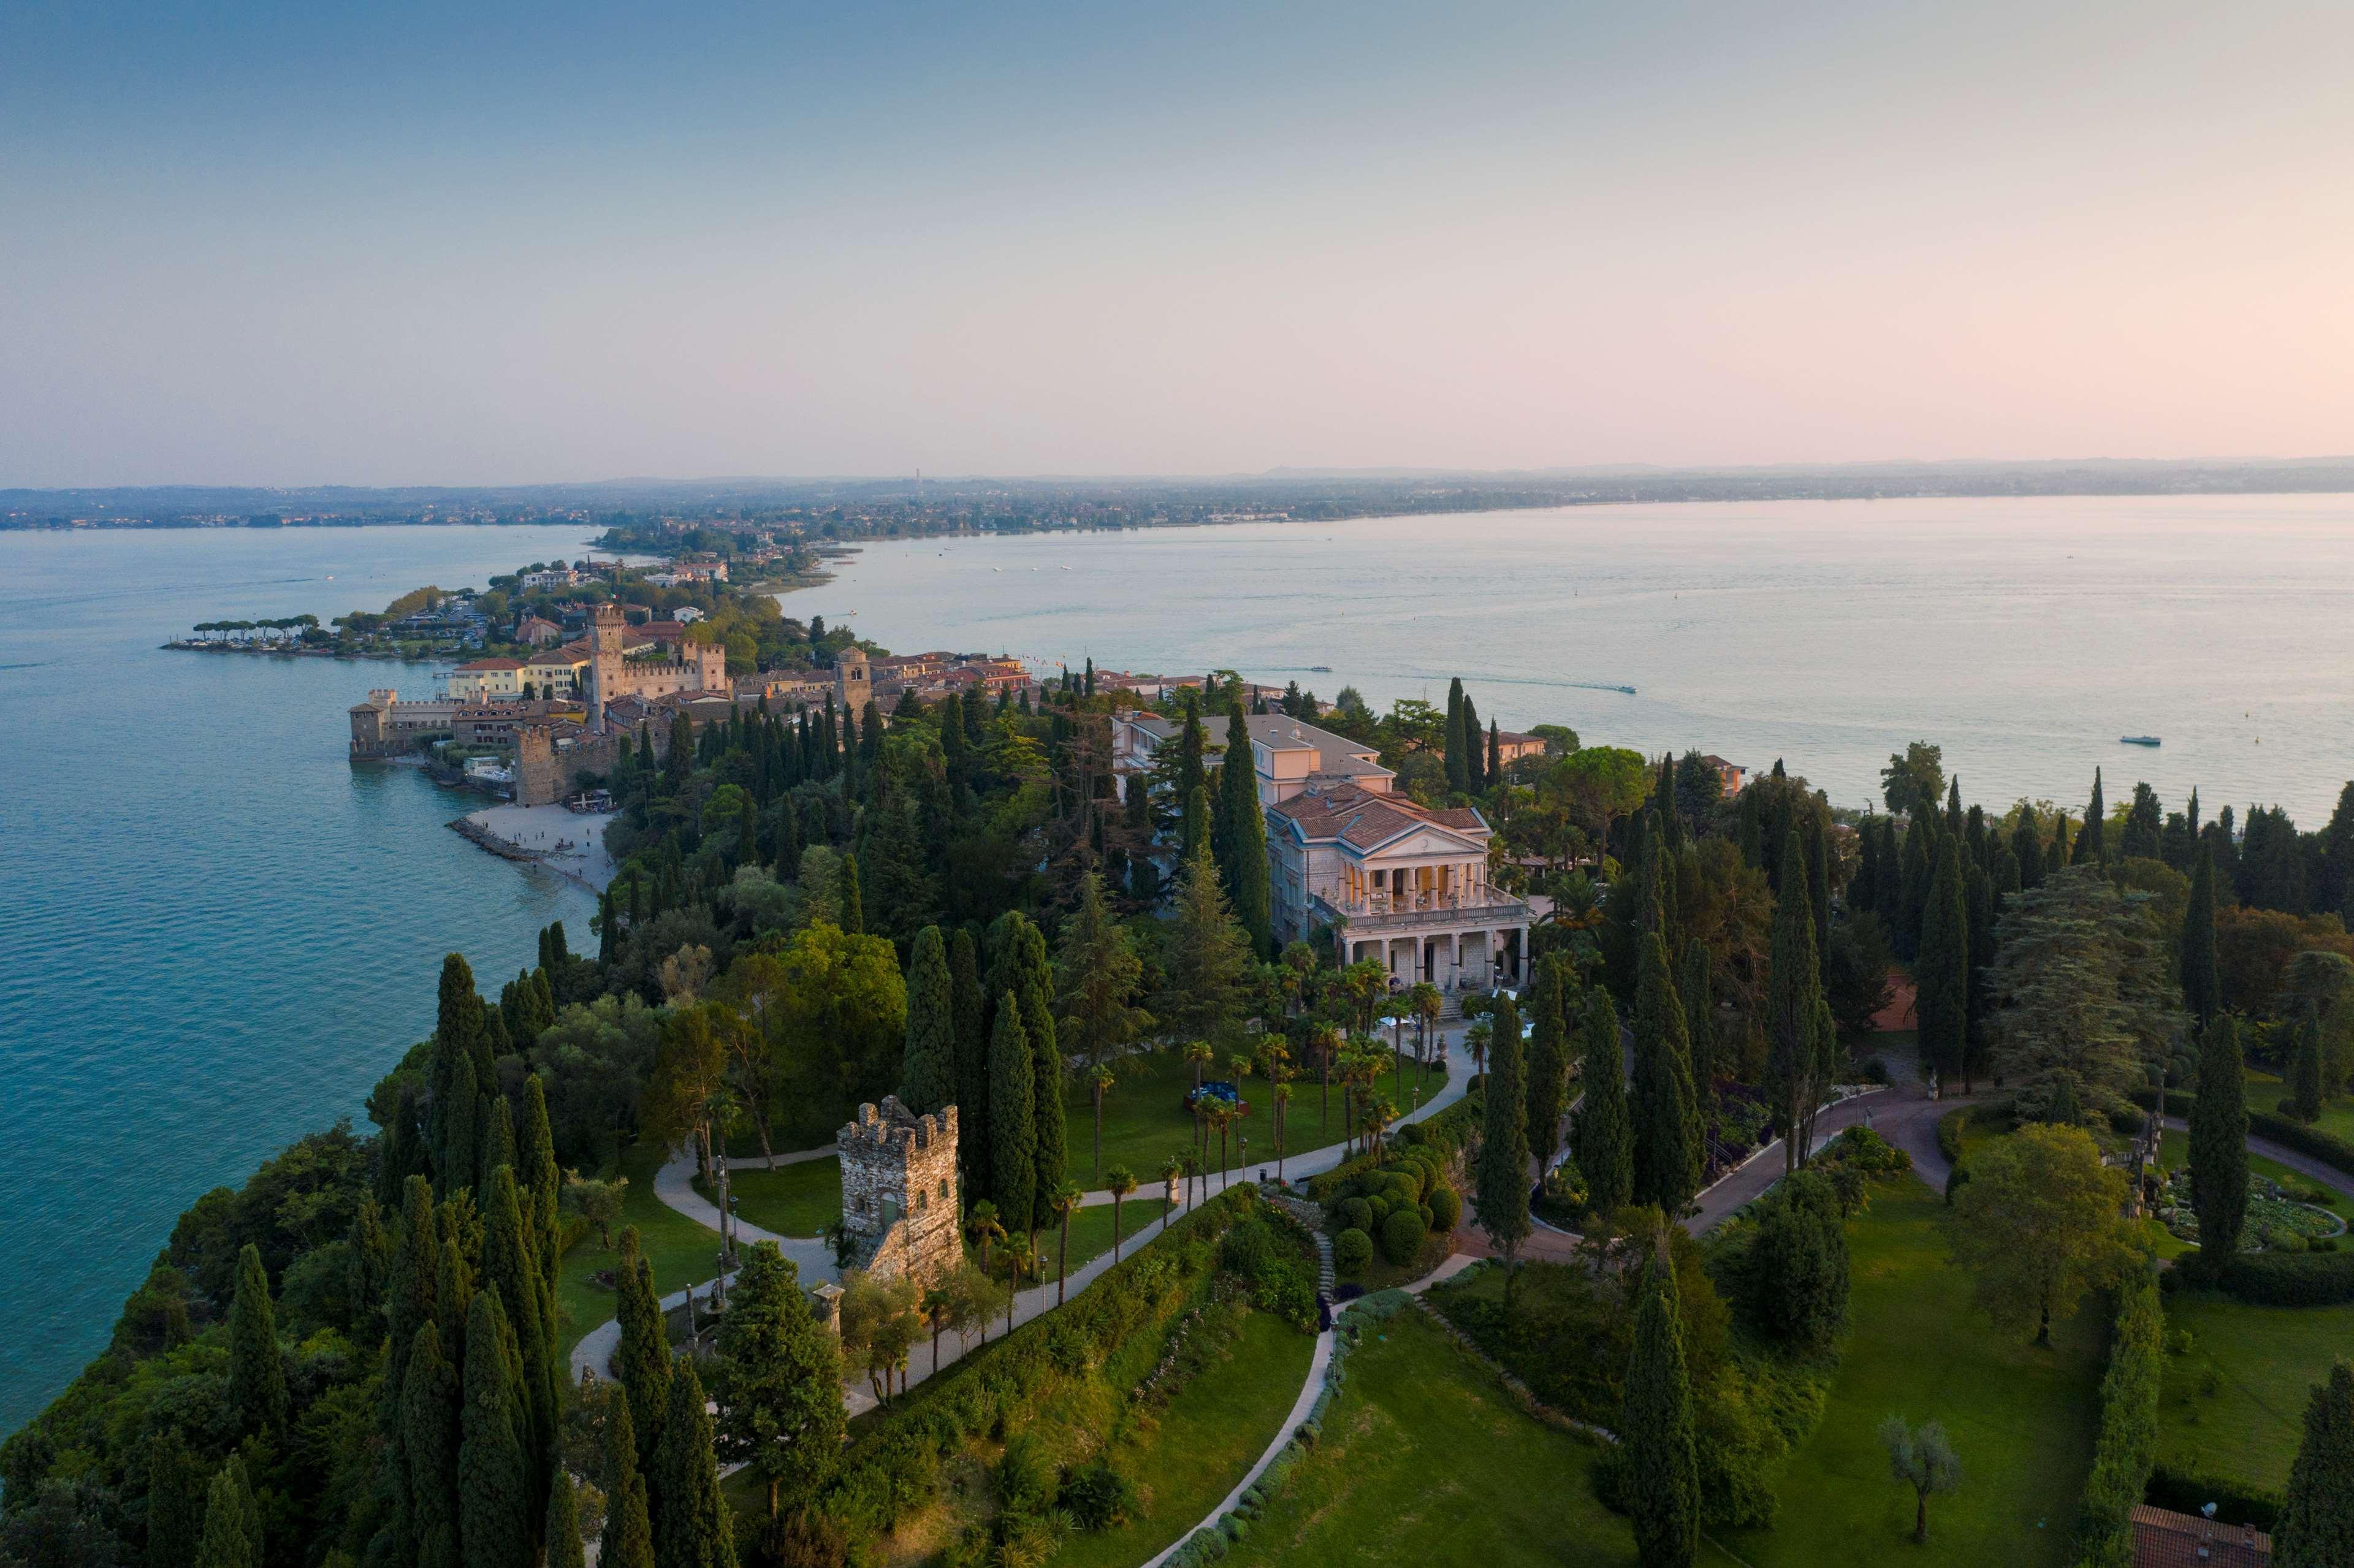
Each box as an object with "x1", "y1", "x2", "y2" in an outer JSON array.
[{"x1": 2154, "y1": 1169, "x2": 2344, "y2": 1252}]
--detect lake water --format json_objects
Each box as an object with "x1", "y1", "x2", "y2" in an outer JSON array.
[
  {"x1": 0, "y1": 525, "x2": 598, "y2": 1436},
  {"x1": 814, "y1": 494, "x2": 2354, "y2": 822},
  {"x1": 5, "y1": 493, "x2": 2351, "y2": 1436}
]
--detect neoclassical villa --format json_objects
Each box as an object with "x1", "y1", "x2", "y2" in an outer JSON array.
[{"x1": 1114, "y1": 710, "x2": 1531, "y2": 991}]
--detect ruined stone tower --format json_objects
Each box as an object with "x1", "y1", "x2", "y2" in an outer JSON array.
[{"x1": 836, "y1": 1096, "x2": 959, "y2": 1290}]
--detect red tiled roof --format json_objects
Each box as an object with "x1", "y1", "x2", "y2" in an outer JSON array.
[
  {"x1": 2131, "y1": 1506, "x2": 2270, "y2": 1568},
  {"x1": 457, "y1": 658, "x2": 523, "y2": 671},
  {"x1": 1265, "y1": 782, "x2": 1485, "y2": 850}
]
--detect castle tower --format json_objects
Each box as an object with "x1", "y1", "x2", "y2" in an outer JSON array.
[
  {"x1": 836, "y1": 1096, "x2": 959, "y2": 1290},
  {"x1": 836, "y1": 650, "x2": 872, "y2": 715},
  {"x1": 694, "y1": 637, "x2": 726, "y2": 692},
  {"x1": 585, "y1": 603, "x2": 627, "y2": 733}
]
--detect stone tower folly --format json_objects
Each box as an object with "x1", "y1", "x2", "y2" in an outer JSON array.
[
  {"x1": 835, "y1": 650, "x2": 872, "y2": 715},
  {"x1": 694, "y1": 636, "x2": 726, "y2": 691},
  {"x1": 836, "y1": 1096, "x2": 959, "y2": 1290},
  {"x1": 585, "y1": 603, "x2": 627, "y2": 733}
]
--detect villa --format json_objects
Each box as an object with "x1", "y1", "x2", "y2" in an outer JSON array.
[{"x1": 1112, "y1": 710, "x2": 1398, "y2": 805}]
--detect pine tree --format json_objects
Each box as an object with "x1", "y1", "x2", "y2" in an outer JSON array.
[
  {"x1": 1622, "y1": 1239, "x2": 1699, "y2": 1568},
  {"x1": 655, "y1": 1357, "x2": 737, "y2": 1568},
  {"x1": 1630, "y1": 934, "x2": 1702, "y2": 1217},
  {"x1": 1475, "y1": 992, "x2": 1533, "y2": 1291},
  {"x1": 712, "y1": 1243, "x2": 844, "y2": 1520},
  {"x1": 459, "y1": 1288, "x2": 534, "y2": 1568},
  {"x1": 403, "y1": 1319, "x2": 462, "y2": 1568},
  {"x1": 2182, "y1": 843, "x2": 2221, "y2": 1029},
  {"x1": 1575, "y1": 993, "x2": 1634, "y2": 1214},
  {"x1": 1679, "y1": 940, "x2": 1715, "y2": 1111},
  {"x1": 1523, "y1": 954, "x2": 1571, "y2": 1170},
  {"x1": 613, "y1": 1229, "x2": 671, "y2": 1479},
  {"x1": 546, "y1": 1464, "x2": 587, "y2": 1568},
  {"x1": 899, "y1": 926, "x2": 958, "y2": 1114},
  {"x1": 2073, "y1": 768, "x2": 2107, "y2": 865},
  {"x1": 226, "y1": 1243, "x2": 288, "y2": 1437},
  {"x1": 950, "y1": 927, "x2": 990, "y2": 1200},
  {"x1": 599, "y1": 1388, "x2": 656, "y2": 1568},
  {"x1": 193, "y1": 1458, "x2": 262, "y2": 1568},
  {"x1": 2275, "y1": 1360, "x2": 2354, "y2": 1568},
  {"x1": 1916, "y1": 835, "x2": 1970, "y2": 1090},
  {"x1": 988, "y1": 996, "x2": 1037, "y2": 1238},
  {"x1": 1766, "y1": 832, "x2": 1826, "y2": 1173},
  {"x1": 2190, "y1": 1014, "x2": 2250, "y2": 1265},
  {"x1": 1151, "y1": 844, "x2": 1252, "y2": 1046}
]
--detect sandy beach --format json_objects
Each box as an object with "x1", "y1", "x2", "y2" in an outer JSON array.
[{"x1": 462, "y1": 802, "x2": 620, "y2": 891}]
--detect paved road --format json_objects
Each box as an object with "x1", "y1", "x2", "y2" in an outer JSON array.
[{"x1": 2159, "y1": 1116, "x2": 2354, "y2": 1200}]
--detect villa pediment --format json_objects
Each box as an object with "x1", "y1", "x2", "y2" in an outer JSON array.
[{"x1": 1355, "y1": 825, "x2": 1482, "y2": 861}]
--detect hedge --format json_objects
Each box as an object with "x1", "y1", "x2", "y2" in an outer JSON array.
[
  {"x1": 2211, "y1": 1249, "x2": 2354, "y2": 1306},
  {"x1": 2130, "y1": 1087, "x2": 2354, "y2": 1186},
  {"x1": 817, "y1": 1186, "x2": 1259, "y2": 1543},
  {"x1": 1935, "y1": 1108, "x2": 1970, "y2": 1168},
  {"x1": 2144, "y1": 1463, "x2": 2282, "y2": 1534},
  {"x1": 2073, "y1": 1269, "x2": 2165, "y2": 1568},
  {"x1": 1306, "y1": 1155, "x2": 1382, "y2": 1203}
]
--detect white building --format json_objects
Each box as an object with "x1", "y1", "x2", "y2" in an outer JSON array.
[{"x1": 1111, "y1": 711, "x2": 1397, "y2": 805}]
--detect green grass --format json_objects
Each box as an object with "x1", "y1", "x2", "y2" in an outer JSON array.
[
  {"x1": 2244, "y1": 1064, "x2": 2354, "y2": 1144},
  {"x1": 1050, "y1": 1309, "x2": 1315, "y2": 1568},
  {"x1": 1065, "y1": 1045, "x2": 1447, "y2": 1190},
  {"x1": 554, "y1": 1140, "x2": 722, "y2": 1361},
  {"x1": 1228, "y1": 1307, "x2": 1637, "y2": 1567},
  {"x1": 698, "y1": 1157, "x2": 843, "y2": 1238},
  {"x1": 1048, "y1": 1198, "x2": 1175, "y2": 1280},
  {"x1": 2152, "y1": 1129, "x2": 2354, "y2": 1218},
  {"x1": 2158, "y1": 1290, "x2": 2354, "y2": 1495},
  {"x1": 1721, "y1": 1180, "x2": 2106, "y2": 1567}
]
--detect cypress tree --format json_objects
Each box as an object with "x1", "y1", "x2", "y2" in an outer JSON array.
[
  {"x1": 403, "y1": 1319, "x2": 462, "y2": 1568},
  {"x1": 899, "y1": 926, "x2": 958, "y2": 1114},
  {"x1": 146, "y1": 1429, "x2": 208, "y2": 1568},
  {"x1": 1680, "y1": 940, "x2": 1715, "y2": 1111},
  {"x1": 1475, "y1": 992, "x2": 1533, "y2": 1290},
  {"x1": 1216, "y1": 706, "x2": 1273, "y2": 957},
  {"x1": 1444, "y1": 677, "x2": 1469, "y2": 795},
  {"x1": 950, "y1": 927, "x2": 990, "y2": 1199},
  {"x1": 441, "y1": 1048, "x2": 482, "y2": 1195},
  {"x1": 1855, "y1": 819, "x2": 1880, "y2": 913},
  {"x1": 1622, "y1": 1239, "x2": 1700, "y2": 1568},
  {"x1": 2073, "y1": 769, "x2": 2106, "y2": 864},
  {"x1": 1916, "y1": 836, "x2": 1970, "y2": 1091},
  {"x1": 1766, "y1": 832, "x2": 1826, "y2": 1173},
  {"x1": 1523, "y1": 954, "x2": 1571, "y2": 1169},
  {"x1": 2190, "y1": 1015, "x2": 2250, "y2": 1265},
  {"x1": 482, "y1": 1166, "x2": 557, "y2": 1469},
  {"x1": 193, "y1": 1458, "x2": 263, "y2": 1568},
  {"x1": 387, "y1": 1175, "x2": 441, "y2": 1412},
  {"x1": 546, "y1": 1465, "x2": 587, "y2": 1568},
  {"x1": 600, "y1": 1388, "x2": 655, "y2": 1568},
  {"x1": 997, "y1": 920, "x2": 1068, "y2": 1234},
  {"x1": 2046, "y1": 816, "x2": 2069, "y2": 877},
  {"x1": 2182, "y1": 843, "x2": 2220, "y2": 1029},
  {"x1": 2275, "y1": 1360, "x2": 2354, "y2": 1567},
  {"x1": 613, "y1": 1230, "x2": 671, "y2": 1479},
  {"x1": 435, "y1": 1194, "x2": 477, "y2": 1358},
  {"x1": 988, "y1": 996, "x2": 1037, "y2": 1237},
  {"x1": 1631, "y1": 934, "x2": 1702, "y2": 1217},
  {"x1": 1896, "y1": 820, "x2": 1930, "y2": 959},
  {"x1": 2291, "y1": 1010, "x2": 2326, "y2": 1123},
  {"x1": 655, "y1": 1357, "x2": 736, "y2": 1568},
  {"x1": 714, "y1": 1242, "x2": 845, "y2": 1520},
  {"x1": 1462, "y1": 695, "x2": 1485, "y2": 793},
  {"x1": 459, "y1": 1288, "x2": 533, "y2": 1568},
  {"x1": 1487, "y1": 717, "x2": 1502, "y2": 791},
  {"x1": 1873, "y1": 816, "x2": 1902, "y2": 912},
  {"x1": 1575, "y1": 993, "x2": 1634, "y2": 1215},
  {"x1": 226, "y1": 1243, "x2": 288, "y2": 1437},
  {"x1": 1964, "y1": 860, "x2": 1995, "y2": 1084},
  {"x1": 837, "y1": 853, "x2": 864, "y2": 935},
  {"x1": 521, "y1": 1076, "x2": 561, "y2": 1294},
  {"x1": 478, "y1": 1091, "x2": 516, "y2": 1194}
]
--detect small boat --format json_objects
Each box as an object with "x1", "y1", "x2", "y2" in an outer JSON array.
[
  {"x1": 2119, "y1": 736, "x2": 2162, "y2": 747},
  {"x1": 1309, "y1": 665, "x2": 1332, "y2": 673}
]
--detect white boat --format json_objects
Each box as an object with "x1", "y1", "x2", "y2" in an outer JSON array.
[{"x1": 2119, "y1": 736, "x2": 2162, "y2": 747}]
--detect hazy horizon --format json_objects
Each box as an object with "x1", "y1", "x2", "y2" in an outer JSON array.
[{"x1": 7, "y1": 1, "x2": 2350, "y2": 486}]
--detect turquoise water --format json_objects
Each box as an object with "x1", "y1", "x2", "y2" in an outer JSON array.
[
  {"x1": 0, "y1": 526, "x2": 598, "y2": 1436},
  {"x1": 823, "y1": 493, "x2": 2354, "y2": 822}
]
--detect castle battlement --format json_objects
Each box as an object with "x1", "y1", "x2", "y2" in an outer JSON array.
[
  {"x1": 836, "y1": 1095, "x2": 960, "y2": 1290},
  {"x1": 843, "y1": 1097, "x2": 956, "y2": 1153}
]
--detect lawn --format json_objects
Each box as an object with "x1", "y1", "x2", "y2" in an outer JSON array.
[
  {"x1": 554, "y1": 1140, "x2": 723, "y2": 1361},
  {"x1": 2244, "y1": 1064, "x2": 2354, "y2": 1145},
  {"x1": 2151, "y1": 1128, "x2": 2353, "y2": 1219},
  {"x1": 1227, "y1": 1306, "x2": 1638, "y2": 1568},
  {"x1": 1720, "y1": 1180, "x2": 2106, "y2": 1567},
  {"x1": 1064, "y1": 1044, "x2": 1446, "y2": 1190},
  {"x1": 698, "y1": 1156, "x2": 842, "y2": 1238},
  {"x1": 2157, "y1": 1289, "x2": 2354, "y2": 1496}
]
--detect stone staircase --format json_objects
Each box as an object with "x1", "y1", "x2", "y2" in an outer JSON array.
[{"x1": 1274, "y1": 1195, "x2": 1338, "y2": 1298}]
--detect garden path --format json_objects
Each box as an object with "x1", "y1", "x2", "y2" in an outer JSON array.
[{"x1": 2158, "y1": 1115, "x2": 2353, "y2": 1199}]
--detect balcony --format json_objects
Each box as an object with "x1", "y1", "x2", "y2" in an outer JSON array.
[{"x1": 1312, "y1": 885, "x2": 1530, "y2": 933}]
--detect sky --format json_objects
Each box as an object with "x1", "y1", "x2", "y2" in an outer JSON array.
[{"x1": 4, "y1": 1, "x2": 2350, "y2": 485}]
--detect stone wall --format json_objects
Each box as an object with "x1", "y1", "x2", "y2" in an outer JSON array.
[{"x1": 837, "y1": 1096, "x2": 960, "y2": 1291}]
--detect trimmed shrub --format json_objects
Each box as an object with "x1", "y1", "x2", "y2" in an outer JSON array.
[
  {"x1": 2247, "y1": 1108, "x2": 2354, "y2": 1182},
  {"x1": 2076, "y1": 1269, "x2": 2165, "y2": 1568},
  {"x1": 1935, "y1": 1108, "x2": 1969, "y2": 1166},
  {"x1": 1427, "y1": 1182, "x2": 1463, "y2": 1234},
  {"x1": 1335, "y1": 1196, "x2": 1373, "y2": 1236},
  {"x1": 1306, "y1": 1155, "x2": 1381, "y2": 1203},
  {"x1": 1378, "y1": 1206, "x2": 1427, "y2": 1266},
  {"x1": 1333, "y1": 1228, "x2": 1374, "y2": 1277},
  {"x1": 2215, "y1": 1249, "x2": 2354, "y2": 1306}
]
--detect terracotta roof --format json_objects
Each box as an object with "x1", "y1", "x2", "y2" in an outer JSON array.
[
  {"x1": 2131, "y1": 1506, "x2": 2270, "y2": 1568},
  {"x1": 456, "y1": 658, "x2": 523, "y2": 671},
  {"x1": 1265, "y1": 782, "x2": 1486, "y2": 851},
  {"x1": 641, "y1": 620, "x2": 690, "y2": 640}
]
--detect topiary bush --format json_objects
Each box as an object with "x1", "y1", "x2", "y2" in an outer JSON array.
[
  {"x1": 1426, "y1": 1182, "x2": 1463, "y2": 1234},
  {"x1": 1333, "y1": 1227, "x2": 1374, "y2": 1277},
  {"x1": 1378, "y1": 1206, "x2": 1427, "y2": 1266},
  {"x1": 1335, "y1": 1195, "x2": 1373, "y2": 1235}
]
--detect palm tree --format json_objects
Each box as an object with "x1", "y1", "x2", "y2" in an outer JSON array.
[
  {"x1": 1309, "y1": 1021, "x2": 1342, "y2": 1134},
  {"x1": 1089, "y1": 1065, "x2": 1116, "y2": 1180},
  {"x1": 1105, "y1": 1164, "x2": 1138, "y2": 1259},
  {"x1": 967, "y1": 1200, "x2": 1005, "y2": 1276},
  {"x1": 1179, "y1": 1146, "x2": 1203, "y2": 1209},
  {"x1": 1409, "y1": 982, "x2": 1443, "y2": 1081},
  {"x1": 1160, "y1": 1151, "x2": 1185, "y2": 1214},
  {"x1": 1362, "y1": 1094, "x2": 1397, "y2": 1160},
  {"x1": 998, "y1": 1234, "x2": 1038, "y2": 1330},
  {"x1": 921, "y1": 1283, "x2": 953, "y2": 1377},
  {"x1": 1270, "y1": 1071, "x2": 1293, "y2": 1180},
  {"x1": 1049, "y1": 1181, "x2": 1084, "y2": 1305},
  {"x1": 1207, "y1": 1102, "x2": 1234, "y2": 1190},
  {"x1": 1465, "y1": 1016, "x2": 1493, "y2": 1080},
  {"x1": 1183, "y1": 1039, "x2": 1214, "y2": 1092}
]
